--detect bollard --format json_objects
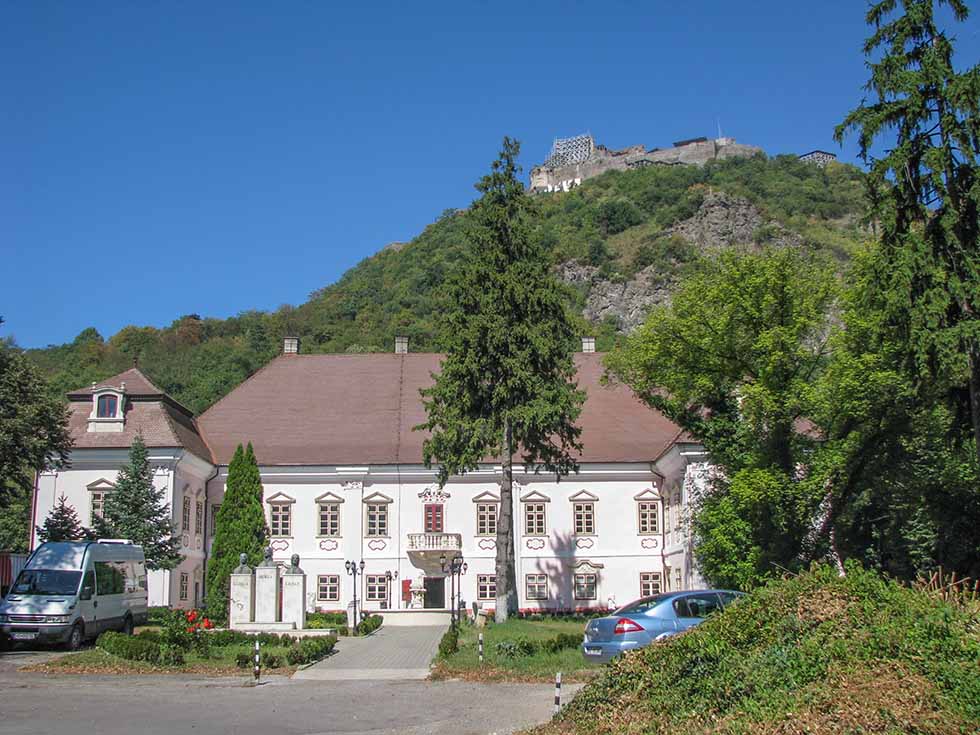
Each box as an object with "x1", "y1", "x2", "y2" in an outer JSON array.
[
  {"x1": 253, "y1": 638, "x2": 260, "y2": 682},
  {"x1": 553, "y1": 671, "x2": 562, "y2": 715},
  {"x1": 478, "y1": 632, "x2": 484, "y2": 664}
]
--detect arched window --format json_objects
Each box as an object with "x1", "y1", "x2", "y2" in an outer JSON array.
[{"x1": 97, "y1": 394, "x2": 117, "y2": 418}]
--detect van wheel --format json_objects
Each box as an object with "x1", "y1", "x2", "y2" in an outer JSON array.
[
  {"x1": 122, "y1": 615, "x2": 134, "y2": 636},
  {"x1": 66, "y1": 623, "x2": 83, "y2": 651}
]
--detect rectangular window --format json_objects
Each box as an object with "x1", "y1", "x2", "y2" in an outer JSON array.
[
  {"x1": 574, "y1": 573, "x2": 597, "y2": 600},
  {"x1": 524, "y1": 503, "x2": 546, "y2": 536},
  {"x1": 640, "y1": 572, "x2": 662, "y2": 598},
  {"x1": 317, "y1": 574, "x2": 340, "y2": 602},
  {"x1": 318, "y1": 503, "x2": 341, "y2": 537},
  {"x1": 96, "y1": 394, "x2": 117, "y2": 418},
  {"x1": 365, "y1": 574, "x2": 388, "y2": 602},
  {"x1": 477, "y1": 574, "x2": 496, "y2": 600},
  {"x1": 673, "y1": 568, "x2": 682, "y2": 592},
  {"x1": 91, "y1": 492, "x2": 107, "y2": 524},
  {"x1": 182, "y1": 496, "x2": 191, "y2": 531},
  {"x1": 210, "y1": 504, "x2": 220, "y2": 536},
  {"x1": 179, "y1": 572, "x2": 189, "y2": 601},
  {"x1": 476, "y1": 503, "x2": 497, "y2": 536},
  {"x1": 525, "y1": 574, "x2": 548, "y2": 600},
  {"x1": 573, "y1": 502, "x2": 595, "y2": 535},
  {"x1": 366, "y1": 503, "x2": 388, "y2": 537},
  {"x1": 424, "y1": 504, "x2": 444, "y2": 533},
  {"x1": 270, "y1": 503, "x2": 291, "y2": 537},
  {"x1": 637, "y1": 501, "x2": 659, "y2": 535},
  {"x1": 195, "y1": 500, "x2": 203, "y2": 535},
  {"x1": 94, "y1": 561, "x2": 125, "y2": 595}
]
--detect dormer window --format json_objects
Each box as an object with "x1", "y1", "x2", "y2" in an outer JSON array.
[{"x1": 97, "y1": 394, "x2": 118, "y2": 418}]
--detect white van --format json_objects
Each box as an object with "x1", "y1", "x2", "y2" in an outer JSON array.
[{"x1": 0, "y1": 541, "x2": 148, "y2": 650}]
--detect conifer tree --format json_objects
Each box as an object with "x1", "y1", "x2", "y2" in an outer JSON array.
[
  {"x1": 37, "y1": 493, "x2": 90, "y2": 543},
  {"x1": 417, "y1": 138, "x2": 585, "y2": 622},
  {"x1": 95, "y1": 434, "x2": 182, "y2": 570},
  {"x1": 205, "y1": 443, "x2": 267, "y2": 621}
]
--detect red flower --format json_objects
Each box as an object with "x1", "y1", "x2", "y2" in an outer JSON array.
[
  {"x1": 186, "y1": 610, "x2": 198, "y2": 622},
  {"x1": 202, "y1": 619, "x2": 213, "y2": 629},
  {"x1": 186, "y1": 626, "x2": 195, "y2": 633}
]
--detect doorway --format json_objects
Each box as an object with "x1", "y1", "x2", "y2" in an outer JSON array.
[{"x1": 423, "y1": 577, "x2": 445, "y2": 609}]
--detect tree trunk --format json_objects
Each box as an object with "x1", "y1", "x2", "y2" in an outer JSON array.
[{"x1": 495, "y1": 419, "x2": 518, "y2": 623}]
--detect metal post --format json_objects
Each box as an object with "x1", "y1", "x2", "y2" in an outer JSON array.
[
  {"x1": 553, "y1": 671, "x2": 562, "y2": 715},
  {"x1": 478, "y1": 632, "x2": 484, "y2": 664},
  {"x1": 253, "y1": 638, "x2": 260, "y2": 683}
]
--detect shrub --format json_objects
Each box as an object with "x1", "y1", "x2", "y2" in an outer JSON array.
[
  {"x1": 495, "y1": 637, "x2": 537, "y2": 658},
  {"x1": 438, "y1": 627, "x2": 459, "y2": 658},
  {"x1": 158, "y1": 644, "x2": 185, "y2": 666},
  {"x1": 285, "y1": 636, "x2": 337, "y2": 666},
  {"x1": 207, "y1": 630, "x2": 296, "y2": 648},
  {"x1": 96, "y1": 631, "x2": 161, "y2": 663},
  {"x1": 356, "y1": 614, "x2": 383, "y2": 635},
  {"x1": 307, "y1": 612, "x2": 347, "y2": 629},
  {"x1": 594, "y1": 197, "x2": 644, "y2": 235},
  {"x1": 146, "y1": 606, "x2": 170, "y2": 625},
  {"x1": 259, "y1": 651, "x2": 283, "y2": 669}
]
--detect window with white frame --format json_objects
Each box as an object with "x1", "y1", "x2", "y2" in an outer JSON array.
[
  {"x1": 195, "y1": 500, "x2": 203, "y2": 535},
  {"x1": 524, "y1": 503, "x2": 546, "y2": 536},
  {"x1": 270, "y1": 501, "x2": 291, "y2": 537},
  {"x1": 525, "y1": 574, "x2": 548, "y2": 600},
  {"x1": 573, "y1": 502, "x2": 595, "y2": 535},
  {"x1": 182, "y1": 496, "x2": 191, "y2": 531},
  {"x1": 476, "y1": 503, "x2": 497, "y2": 536},
  {"x1": 96, "y1": 394, "x2": 118, "y2": 418},
  {"x1": 366, "y1": 503, "x2": 388, "y2": 537},
  {"x1": 640, "y1": 572, "x2": 662, "y2": 597},
  {"x1": 673, "y1": 568, "x2": 682, "y2": 592},
  {"x1": 477, "y1": 574, "x2": 496, "y2": 600},
  {"x1": 366, "y1": 574, "x2": 388, "y2": 602},
  {"x1": 574, "y1": 573, "x2": 597, "y2": 600},
  {"x1": 91, "y1": 491, "x2": 108, "y2": 524},
  {"x1": 318, "y1": 502, "x2": 341, "y2": 537},
  {"x1": 210, "y1": 504, "x2": 220, "y2": 536},
  {"x1": 317, "y1": 575, "x2": 340, "y2": 602},
  {"x1": 179, "y1": 572, "x2": 189, "y2": 601},
  {"x1": 637, "y1": 501, "x2": 659, "y2": 535}
]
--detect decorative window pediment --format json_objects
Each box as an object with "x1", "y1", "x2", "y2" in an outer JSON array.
[
  {"x1": 569, "y1": 489, "x2": 599, "y2": 502},
  {"x1": 87, "y1": 478, "x2": 116, "y2": 491},
  {"x1": 363, "y1": 491, "x2": 393, "y2": 505},
  {"x1": 266, "y1": 492, "x2": 295, "y2": 504},
  {"x1": 472, "y1": 491, "x2": 501, "y2": 503},
  {"x1": 573, "y1": 559, "x2": 605, "y2": 571},
  {"x1": 315, "y1": 491, "x2": 345, "y2": 504},
  {"x1": 520, "y1": 489, "x2": 551, "y2": 503},
  {"x1": 418, "y1": 487, "x2": 450, "y2": 503},
  {"x1": 633, "y1": 487, "x2": 662, "y2": 501}
]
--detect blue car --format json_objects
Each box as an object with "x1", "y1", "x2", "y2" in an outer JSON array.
[{"x1": 582, "y1": 589, "x2": 744, "y2": 663}]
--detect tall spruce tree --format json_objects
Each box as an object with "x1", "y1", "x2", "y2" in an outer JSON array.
[
  {"x1": 37, "y1": 494, "x2": 89, "y2": 543},
  {"x1": 205, "y1": 443, "x2": 267, "y2": 621},
  {"x1": 95, "y1": 434, "x2": 182, "y2": 569},
  {"x1": 835, "y1": 0, "x2": 980, "y2": 462},
  {"x1": 417, "y1": 138, "x2": 585, "y2": 622}
]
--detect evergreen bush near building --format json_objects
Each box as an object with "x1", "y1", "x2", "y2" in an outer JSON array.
[
  {"x1": 36, "y1": 493, "x2": 90, "y2": 543},
  {"x1": 94, "y1": 435, "x2": 182, "y2": 570},
  {"x1": 205, "y1": 443, "x2": 268, "y2": 622}
]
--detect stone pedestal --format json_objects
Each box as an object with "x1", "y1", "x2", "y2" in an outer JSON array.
[
  {"x1": 229, "y1": 572, "x2": 255, "y2": 629},
  {"x1": 281, "y1": 557, "x2": 306, "y2": 631},
  {"x1": 254, "y1": 565, "x2": 280, "y2": 623}
]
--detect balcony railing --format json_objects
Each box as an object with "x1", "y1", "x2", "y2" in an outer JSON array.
[{"x1": 406, "y1": 533, "x2": 462, "y2": 552}]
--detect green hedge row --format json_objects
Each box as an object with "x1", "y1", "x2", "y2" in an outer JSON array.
[
  {"x1": 233, "y1": 635, "x2": 337, "y2": 669},
  {"x1": 494, "y1": 632, "x2": 582, "y2": 658},
  {"x1": 306, "y1": 612, "x2": 348, "y2": 628},
  {"x1": 438, "y1": 627, "x2": 459, "y2": 658},
  {"x1": 356, "y1": 614, "x2": 383, "y2": 635},
  {"x1": 96, "y1": 631, "x2": 163, "y2": 664}
]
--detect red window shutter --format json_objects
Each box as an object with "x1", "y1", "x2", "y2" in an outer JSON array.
[{"x1": 401, "y1": 579, "x2": 412, "y2": 602}]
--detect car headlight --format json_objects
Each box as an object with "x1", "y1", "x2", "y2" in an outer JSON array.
[{"x1": 46, "y1": 615, "x2": 70, "y2": 624}]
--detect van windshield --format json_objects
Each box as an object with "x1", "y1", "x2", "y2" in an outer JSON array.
[{"x1": 10, "y1": 570, "x2": 82, "y2": 596}]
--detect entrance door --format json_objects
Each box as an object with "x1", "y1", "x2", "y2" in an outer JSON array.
[
  {"x1": 424, "y1": 504, "x2": 444, "y2": 533},
  {"x1": 423, "y1": 577, "x2": 445, "y2": 609}
]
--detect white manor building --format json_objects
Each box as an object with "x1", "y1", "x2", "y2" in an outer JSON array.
[{"x1": 30, "y1": 338, "x2": 709, "y2": 616}]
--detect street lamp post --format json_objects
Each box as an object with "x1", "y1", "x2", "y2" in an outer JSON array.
[
  {"x1": 385, "y1": 570, "x2": 398, "y2": 610},
  {"x1": 440, "y1": 553, "x2": 468, "y2": 629},
  {"x1": 345, "y1": 560, "x2": 365, "y2": 625}
]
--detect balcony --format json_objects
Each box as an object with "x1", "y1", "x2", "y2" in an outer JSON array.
[{"x1": 406, "y1": 533, "x2": 462, "y2": 574}]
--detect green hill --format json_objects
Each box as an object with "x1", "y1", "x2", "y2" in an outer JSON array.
[
  {"x1": 25, "y1": 154, "x2": 867, "y2": 414},
  {"x1": 536, "y1": 565, "x2": 980, "y2": 735}
]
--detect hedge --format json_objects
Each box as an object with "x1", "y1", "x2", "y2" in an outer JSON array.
[
  {"x1": 494, "y1": 632, "x2": 582, "y2": 658},
  {"x1": 356, "y1": 614, "x2": 383, "y2": 635},
  {"x1": 96, "y1": 631, "x2": 162, "y2": 664},
  {"x1": 438, "y1": 627, "x2": 459, "y2": 658},
  {"x1": 307, "y1": 612, "x2": 348, "y2": 629}
]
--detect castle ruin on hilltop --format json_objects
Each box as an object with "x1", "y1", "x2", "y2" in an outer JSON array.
[{"x1": 529, "y1": 134, "x2": 763, "y2": 193}]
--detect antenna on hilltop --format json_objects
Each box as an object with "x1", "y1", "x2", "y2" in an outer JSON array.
[{"x1": 717, "y1": 118, "x2": 723, "y2": 139}]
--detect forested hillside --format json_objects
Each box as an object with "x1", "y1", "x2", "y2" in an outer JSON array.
[{"x1": 25, "y1": 154, "x2": 866, "y2": 414}]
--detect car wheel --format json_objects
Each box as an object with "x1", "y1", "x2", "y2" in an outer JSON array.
[
  {"x1": 122, "y1": 615, "x2": 134, "y2": 636},
  {"x1": 66, "y1": 623, "x2": 83, "y2": 651}
]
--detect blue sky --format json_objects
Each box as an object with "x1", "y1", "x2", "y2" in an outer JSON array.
[{"x1": 3, "y1": 1, "x2": 979, "y2": 348}]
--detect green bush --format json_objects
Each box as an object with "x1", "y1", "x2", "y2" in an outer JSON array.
[
  {"x1": 495, "y1": 637, "x2": 536, "y2": 658},
  {"x1": 158, "y1": 644, "x2": 185, "y2": 666},
  {"x1": 437, "y1": 627, "x2": 459, "y2": 658},
  {"x1": 146, "y1": 606, "x2": 170, "y2": 625},
  {"x1": 355, "y1": 614, "x2": 383, "y2": 635},
  {"x1": 96, "y1": 631, "x2": 161, "y2": 663},
  {"x1": 285, "y1": 636, "x2": 337, "y2": 666},
  {"x1": 235, "y1": 649, "x2": 253, "y2": 668},
  {"x1": 207, "y1": 630, "x2": 297, "y2": 647},
  {"x1": 259, "y1": 651, "x2": 282, "y2": 669},
  {"x1": 307, "y1": 612, "x2": 348, "y2": 628}
]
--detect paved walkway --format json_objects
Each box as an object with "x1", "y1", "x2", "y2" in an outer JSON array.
[{"x1": 293, "y1": 624, "x2": 445, "y2": 681}]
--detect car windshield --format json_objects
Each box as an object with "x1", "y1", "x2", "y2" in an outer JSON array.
[
  {"x1": 616, "y1": 594, "x2": 670, "y2": 615},
  {"x1": 10, "y1": 569, "x2": 82, "y2": 596}
]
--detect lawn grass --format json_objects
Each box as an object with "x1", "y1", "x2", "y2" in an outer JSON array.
[{"x1": 431, "y1": 618, "x2": 602, "y2": 683}]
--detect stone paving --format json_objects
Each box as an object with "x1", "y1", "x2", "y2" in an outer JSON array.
[{"x1": 292, "y1": 624, "x2": 446, "y2": 681}]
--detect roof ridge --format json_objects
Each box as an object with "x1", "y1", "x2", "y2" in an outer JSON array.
[
  {"x1": 197, "y1": 353, "x2": 287, "y2": 421},
  {"x1": 158, "y1": 402, "x2": 215, "y2": 464}
]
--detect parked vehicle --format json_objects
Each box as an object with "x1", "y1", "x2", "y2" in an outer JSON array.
[
  {"x1": 0, "y1": 541, "x2": 148, "y2": 650},
  {"x1": 582, "y1": 589, "x2": 744, "y2": 663}
]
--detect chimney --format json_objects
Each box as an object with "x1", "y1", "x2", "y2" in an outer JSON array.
[
  {"x1": 283, "y1": 336, "x2": 300, "y2": 355},
  {"x1": 582, "y1": 336, "x2": 596, "y2": 353},
  {"x1": 394, "y1": 336, "x2": 409, "y2": 354}
]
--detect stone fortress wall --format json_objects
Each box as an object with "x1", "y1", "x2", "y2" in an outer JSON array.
[{"x1": 529, "y1": 134, "x2": 764, "y2": 193}]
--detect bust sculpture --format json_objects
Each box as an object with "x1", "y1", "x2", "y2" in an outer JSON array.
[
  {"x1": 259, "y1": 546, "x2": 276, "y2": 567},
  {"x1": 285, "y1": 553, "x2": 303, "y2": 575},
  {"x1": 233, "y1": 552, "x2": 252, "y2": 575}
]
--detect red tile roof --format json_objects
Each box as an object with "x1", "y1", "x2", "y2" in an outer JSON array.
[{"x1": 197, "y1": 353, "x2": 681, "y2": 466}]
